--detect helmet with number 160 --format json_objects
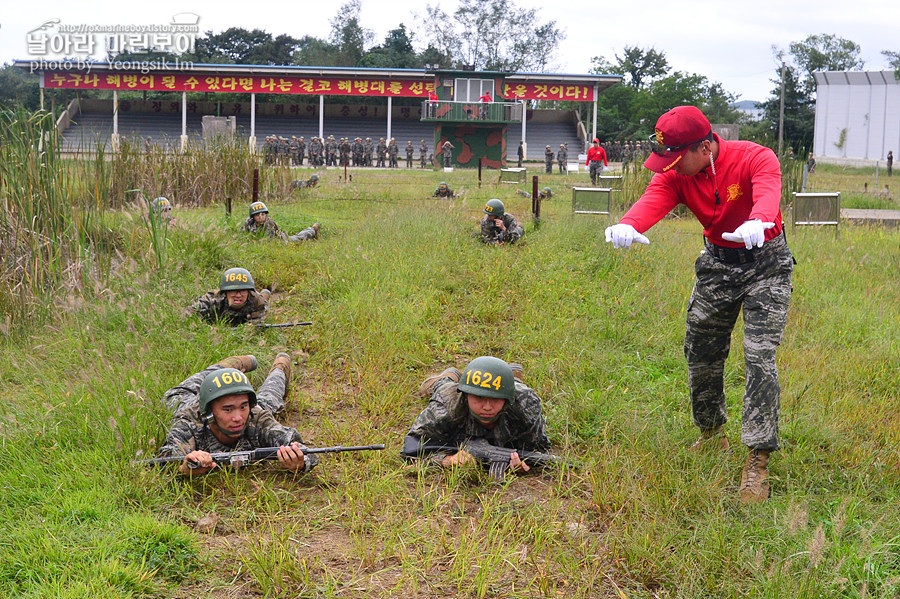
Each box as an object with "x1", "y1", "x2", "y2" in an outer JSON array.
[
  {"x1": 249, "y1": 201, "x2": 269, "y2": 217},
  {"x1": 198, "y1": 368, "x2": 257, "y2": 415},
  {"x1": 219, "y1": 267, "x2": 255, "y2": 292},
  {"x1": 483, "y1": 199, "x2": 505, "y2": 217},
  {"x1": 458, "y1": 356, "x2": 515, "y2": 401}
]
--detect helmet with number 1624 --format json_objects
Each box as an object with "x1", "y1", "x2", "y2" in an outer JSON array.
[{"x1": 458, "y1": 356, "x2": 515, "y2": 401}]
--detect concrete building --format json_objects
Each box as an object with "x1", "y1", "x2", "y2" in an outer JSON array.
[{"x1": 813, "y1": 70, "x2": 900, "y2": 165}]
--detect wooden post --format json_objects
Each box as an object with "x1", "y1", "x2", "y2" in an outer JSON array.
[
  {"x1": 252, "y1": 168, "x2": 259, "y2": 201},
  {"x1": 532, "y1": 175, "x2": 540, "y2": 221},
  {"x1": 478, "y1": 158, "x2": 482, "y2": 188},
  {"x1": 225, "y1": 196, "x2": 232, "y2": 216}
]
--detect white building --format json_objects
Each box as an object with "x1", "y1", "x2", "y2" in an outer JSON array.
[{"x1": 813, "y1": 70, "x2": 900, "y2": 164}]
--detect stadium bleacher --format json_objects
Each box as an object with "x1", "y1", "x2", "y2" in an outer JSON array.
[{"x1": 61, "y1": 110, "x2": 584, "y2": 160}]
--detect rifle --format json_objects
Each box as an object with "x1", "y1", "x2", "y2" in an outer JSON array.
[
  {"x1": 138, "y1": 443, "x2": 385, "y2": 468},
  {"x1": 400, "y1": 435, "x2": 571, "y2": 481},
  {"x1": 253, "y1": 321, "x2": 313, "y2": 329}
]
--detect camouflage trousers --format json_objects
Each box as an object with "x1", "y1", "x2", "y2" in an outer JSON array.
[
  {"x1": 684, "y1": 231, "x2": 793, "y2": 451},
  {"x1": 443, "y1": 153, "x2": 452, "y2": 168},
  {"x1": 589, "y1": 161, "x2": 602, "y2": 184},
  {"x1": 545, "y1": 159, "x2": 552, "y2": 174},
  {"x1": 162, "y1": 364, "x2": 287, "y2": 414},
  {"x1": 288, "y1": 226, "x2": 317, "y2": 242}
]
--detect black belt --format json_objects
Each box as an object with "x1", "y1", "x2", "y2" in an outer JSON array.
[{"x1": 704, "y1": 230, "x2": 784, "y2": 264}]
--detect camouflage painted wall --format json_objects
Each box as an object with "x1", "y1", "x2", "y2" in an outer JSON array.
[{"x1": 434, "y1": 123, "x2": 508, "y2": 168}]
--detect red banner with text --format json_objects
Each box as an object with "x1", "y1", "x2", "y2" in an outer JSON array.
[
  {"x1": 503, "y1": 82, "x2": 594, "y2": 102},
  {"x1": 43, "y1": 71, "x2": 436, "y2": 97}
]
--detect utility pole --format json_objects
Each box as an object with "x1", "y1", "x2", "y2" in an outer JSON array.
[{"x1": 778, "y1": 61, "x2": 785, "y2": 156}]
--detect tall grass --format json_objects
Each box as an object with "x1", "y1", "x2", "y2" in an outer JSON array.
[{"x1": 0, "y1": 109, "x2": 111, "y2": 332}]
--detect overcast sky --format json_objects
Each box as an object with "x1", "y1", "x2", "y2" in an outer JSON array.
[{"x1": 2, "y1": 0, "x2": 898, "y2": 102}]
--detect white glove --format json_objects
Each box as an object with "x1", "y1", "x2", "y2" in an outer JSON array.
[
  {"x1": 604, "y1": 224, "x2": 650, "y2": 249},
  {"x1": 721, "y1": 220, "x2": 776, "y2": 249}
]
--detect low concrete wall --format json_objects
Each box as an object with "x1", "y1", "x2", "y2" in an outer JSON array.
[{"x1": 56, "y1": 98, "x2": 80, "y2": 134}]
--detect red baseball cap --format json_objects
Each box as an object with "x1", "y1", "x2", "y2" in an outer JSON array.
[{"x1": 643, "y1": 106, "x2": 712, "y2": 173}]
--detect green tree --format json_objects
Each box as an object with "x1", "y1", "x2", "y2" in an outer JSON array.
[
  {"x1": 785, "y1": 34, "x2": 865, "y2": 96},
  {"x1": 882, "y1": 50, "x2": 900, "y2": 79},
  {"x1": 293, "y1": 36, "x2": 341, "y2": 67},
  {"x1": 586, "y1": 49, "x2": 739, "y2": 141},
  {"x1": 614, "y1": 46, "x2": 669, "y2": 89},
  {"x1": 329, "y1": 0, "x2": 375, "y2": 66},
  {"x1": 360, "y1": 25, "x2": 419, "y2": 68},
  {"x1": 192, "y1": 28, "x2": 300, "y2": 65},
  {"x1": 759, "y1": 65, "x2": 814, "y2": 152},
  {"x1": 0, "y1": 64, "x2": 41, "y2": 110},
  {"x1": 418, "y1": 0, "x2": 563, "y2": 71}
]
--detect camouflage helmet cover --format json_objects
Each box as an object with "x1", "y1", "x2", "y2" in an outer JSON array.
[
  {"x1": 483, "y1": 198, "x2": 505, "y2": 217},
  {"x1": 219, "y1": 267, "x2": 256, "y2": 292},
  {"x1": 151, "y1": 197, "x2": 172, "y2": 213},
  {"x1": 198, "y1": 368, "x2": 257, "y2": 415},
  {"x1": 458, "y1": 356, "x2": 515, "y2": 401},
  {"x1": 309, "y1": 173, "x2": 319, "y2": 181},
  {"x1": 249, "y1": 201, "x2": 269, "y2": 216}
]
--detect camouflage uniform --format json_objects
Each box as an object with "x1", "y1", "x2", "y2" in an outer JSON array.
[
  {"x1": 187, "y1": 290, "x2": 268, "y2": 325},
  {"x1": 558, "y1": 145, "x2": 568, "y2": 173},
  {"x1": 364, "y1": 138, "x2": 374, "y2": 166},
  {"x1": 419, "y1": 141, "x2": 428, "y2": 168},
  {"x1": 263, "y1": 136, "x2": 275, "y2": 165},
  {"x1": 376, "y1": 139, "x2": 387, "y2": 168},
  {"x1": 297, "y1": 137, "x2": 306, "y2": 166},
  {"x1": 242, "y1": 216, "x2": 317, "y2": 242},
  {"x1": 388, "y1": 139, "x2": 399, "y2": 168},
  {"x1": 685, "y1": 233, "x2": 793, "y2": 450},
  {"x1": 158, "y1": 366, "x2": 319, "y2": 471},
  {"x1": 290, "y1": 137, "x2": 300, "y2": 166},
  {"x1": 406, "y1": 142, "x2": 414, "y2": 168},
  {"x1": 517, "y1": 142, "x2": 524, "y2": 168},
  {"x1": 544, "y1": 146, "x2": 553, "y2": 174},
  {"x1": 442, "y1": 141, "x2": 454, "y2": 168},
  {"x1": 406, "y1": 371, "x2": 550, "y2": 465},
  {"x1": 326, "y1": 136, "x2": 337, "y2": 167},
  {"x1": 340, "y1": 138, "x2": 351, "y2": 166},
  {"x1": 480, "y1": 213, "x2": 524, "y2": 244},
  {"x1": 433, "y1": 184, "x2": 454, "y2": 198}
]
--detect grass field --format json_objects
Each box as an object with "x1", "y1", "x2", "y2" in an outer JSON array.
[{"x1": 1, "y1": 157, "x2": 899, "y2": 598}]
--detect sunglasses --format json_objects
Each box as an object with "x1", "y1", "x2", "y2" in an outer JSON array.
[{"x1": 648, "y1": 134, "x2": 707, "y2": 157}]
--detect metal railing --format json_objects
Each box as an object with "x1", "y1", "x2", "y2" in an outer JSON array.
[{"x1": 420, "y1": 100, "x2": 523, "y2": 123}]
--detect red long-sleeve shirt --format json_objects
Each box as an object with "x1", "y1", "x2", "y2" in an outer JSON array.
[
  {"x1": 586, "y1": 146, "x2": 607, "y2": 166},
  {"x1": 620, "y1": 135, "x2": 783, "y2": 248}
]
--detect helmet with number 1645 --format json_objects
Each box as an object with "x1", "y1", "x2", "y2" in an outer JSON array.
[
  {"x1": 458, "y1": 356, "x2": 515, "y2": 401},
  {"x1": 483, "y1": 199, "x2": 505, "y2": 217},
  {"x1": 249, "y1": 201, "x2": 269, "y2": 217},
  {"x1": 219, "y1": 267, "x2": 255, "y2": 292},
  {"x1": 198, "y1": 368, "x2": 257, "y2": 415}
]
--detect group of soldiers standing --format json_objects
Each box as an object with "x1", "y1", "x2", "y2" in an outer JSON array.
[
  {"x1": 540, "y1": 140, "x2": 652, "y2": 174},
  {"x1": 264, "y1": 135, "x2": 431, "y2": 169}
]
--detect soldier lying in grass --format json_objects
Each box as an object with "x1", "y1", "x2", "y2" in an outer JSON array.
[
  {"x1": 402, "y1": 356, "x2": 551, "y2": 477},
  {"x1": 158, "y1": 353, "x2": 316, "y2": 477},
  {"x1": 242, "y1": 201, "x2": 320, "y2": 242},
  {"x1": 186, "y1": 267, "x2": 270, "y2": 326}
]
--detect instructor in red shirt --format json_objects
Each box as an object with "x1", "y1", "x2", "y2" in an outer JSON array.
[
  {"x1": 585, "y1": 138, "x2": 608, "y2": 185},
  {"x1": 604, "y1": 106, "x2": 794, "y2": 504}
]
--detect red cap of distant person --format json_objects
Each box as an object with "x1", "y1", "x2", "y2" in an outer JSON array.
[{"x1": 643, "y1": 106, "x2": 712, "y2": 173}]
